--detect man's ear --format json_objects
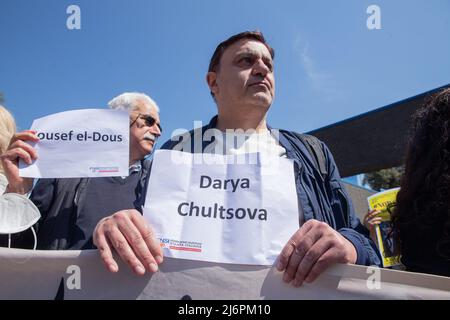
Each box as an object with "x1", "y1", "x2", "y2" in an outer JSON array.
[{"x1": 206, "y1": 72, "x2": 218, "y2": 95}]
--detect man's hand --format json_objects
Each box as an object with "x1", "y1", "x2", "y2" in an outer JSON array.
[
  {"x1": 0, "y1": 130, "x2": 38, "y2": 194},
  {"x1": 93, "y1": 209, "x2": 163, "y2": 276},
  {"x1": 276, "y1": 219, "x2": 357, "y2": 287}
]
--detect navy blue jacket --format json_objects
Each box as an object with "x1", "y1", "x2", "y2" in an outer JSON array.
[{"x1": 160, "y1": 116, "x2": 381, "y2": 267}]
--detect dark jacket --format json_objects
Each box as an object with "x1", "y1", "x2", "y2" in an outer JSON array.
[
  {"x1": 160, "y1": 116, "x2": 381, "y2": 266},
  {"x1": 21, "y1": 159, "x2": 152, "y2": 250}
]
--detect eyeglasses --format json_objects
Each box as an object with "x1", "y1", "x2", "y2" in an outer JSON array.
[{"x1": 130, "y1": 113, "x2": 162, "y2": 133}]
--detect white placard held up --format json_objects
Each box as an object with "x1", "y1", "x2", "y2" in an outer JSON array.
[
  {"x1": 19, "y1": 109, "x2": 129, "y2": 178},
  {"x1": 144, "y1": 150, "x2": 300, "y2": 266}
]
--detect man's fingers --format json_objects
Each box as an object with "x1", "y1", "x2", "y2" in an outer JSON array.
[
  {"x1": 277, "y1": 220, "x2": 314, "y2": 271},
  {"x1": 277, "y1": 241, "x2": 295, "y2": 271},
  {"x1": 283, "y1": 236, "x2": 314, "y2": 283},
  {"x1": 130, "y1": 213, "x2": 163, "y2": 264},
  {"x1": 282, "y1": 221, "x2": 324, "y2": 283},
  {"x1": 279, "y1": 220, "x2": 358, "y2": 287},
  {"x1": 293, "y1": 236, "x2": 332, "y2": 287},
  {"x1": 303, "y1": 248, "x2": 337, "y2": 283},
  {"x1": 93, "y1": 210, "x2": 165, "y2": 276},
  {"x1": 281, "y1": 243, "x2": 303, "y2": 283},
  {"x1": 94, "y1": 230, "x2": 119, "y2": 273},
  {"x1": 117, "y1": 215, "x2": 159, "y2": 273},
  {"x1": 105, "y1": 226, "x2": 146, "y2": 276}
]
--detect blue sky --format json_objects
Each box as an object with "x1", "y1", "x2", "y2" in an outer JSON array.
[{"x1": 1, "y1": 0, "x2": 449, "y2": 176}]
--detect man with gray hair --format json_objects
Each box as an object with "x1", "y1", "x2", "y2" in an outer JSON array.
[
  {"x1": 0, "y1": 92, "x2": 162, "y2": 250},
  {"x1": 108, "y1": 92, "x2": 161, "y2": 167}
]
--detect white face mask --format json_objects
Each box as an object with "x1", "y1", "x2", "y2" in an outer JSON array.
[
  {"x1": 0, "y1": 174, "x2": 8, "y2": 195},
  {"x1": 0, "y1": 193, "x2": 41, "y2": 234}
]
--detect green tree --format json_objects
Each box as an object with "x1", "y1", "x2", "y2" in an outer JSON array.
[{"x1": 363, "y1": 166, "x2": 404, "y2": 191}]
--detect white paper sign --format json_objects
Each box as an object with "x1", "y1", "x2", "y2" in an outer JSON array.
[
  {"x1": 19, "y1": 109, "x2": 129, "y2": 178},
  {"x1": 144, "y1": 150, "x2": 300, "y2": 266}
]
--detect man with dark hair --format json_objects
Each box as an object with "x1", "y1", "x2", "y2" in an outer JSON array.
[
  {"x1": 94, "y1": 31, "x2": 381, "y2": 286},
  {"x1": 207, "y1": 31, "x2": 274, "y2": 94}
]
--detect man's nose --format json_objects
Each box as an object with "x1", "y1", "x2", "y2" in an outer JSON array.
[
  {"x1": 252, "y1": 59, "x2": 269, "y2": 77},
  {"x1": 152, "y1": 123, "x2": 162, "y2": 137}
]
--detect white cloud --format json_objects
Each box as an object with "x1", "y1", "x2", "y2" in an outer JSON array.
[{"x1": 294, "y1": 34, "x2": 342, "y2": 101}]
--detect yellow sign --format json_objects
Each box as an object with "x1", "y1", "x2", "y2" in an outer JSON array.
[{"x1": 367, "y1": 187, "x2": 401, "y2": 268}]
